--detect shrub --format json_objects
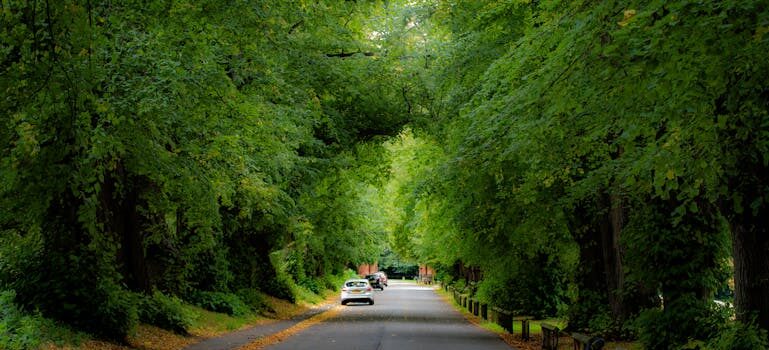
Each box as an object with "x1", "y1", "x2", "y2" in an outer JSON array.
[
  {"x1": 138, "y1": 291, "x2": 193, "y2": 334},
  {"x1": 190, "y1": 291, "x2": 250, "y2": 316},
  {"x1": 475, "y1": 260, "x2": 562, "y2": 319},
  {"x1": 294, "y1": 284, "x2": 324, "y2": 304},
  {"x1": 264, "y1": 271, "x2": 297, "y2": 303},
  {"x1": 91, "y1": 280, "x2": 140, "y2": 341},
  {"x1": 0, "y1": 290, "x2": 44, "y2": 350},
  {"x1": 321, "y1": 275, "x2": 337, "y2": 290},
  {"x1": 634, "y1": 294, "x2": 718, "y2": 350},
  {"x1": 236, "y1": 288, "x2": 268, "y2": 313},
  {"x1": 707, "y1": 318, "x2": 769, "y2": 350},
  {"x1": 299, "y1": 277, "x2": 322, "y2": 294},
  {"x1": 3, "y1": 233, "x2": 139, "y2": 341}
]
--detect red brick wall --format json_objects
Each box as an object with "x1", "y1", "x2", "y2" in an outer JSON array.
[
  {"x1": 419, "y1": 265, "x2": 435, "y2": 276},
  {"x1": 418, "y1": 264, "x2": 436, "y2": 283},
  {"x1": 357, "y1": 262, "x2": 378, "y2": 276}
]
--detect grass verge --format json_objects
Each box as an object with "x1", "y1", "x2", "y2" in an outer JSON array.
[
  {"x1": 432, "y1": 285, "x2": 538, "y2": 350},
  {"x1": 39, "y1": 284, "x2": 343, "y2": 350},
  {"x1": 433, "y1": 286, "x2": 642, "y2": 350}
]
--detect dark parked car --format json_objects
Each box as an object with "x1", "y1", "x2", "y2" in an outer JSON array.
[
  {"x1": 365, "y1": 274, "x2": 384, "y2": 290},
  {"x1": 375, "y1": 271, "x2": 388, "y2": 287}
]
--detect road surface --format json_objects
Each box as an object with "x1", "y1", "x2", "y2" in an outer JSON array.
[{"x1": 265, "y1": 280, "x2": 512, "y2": 350}]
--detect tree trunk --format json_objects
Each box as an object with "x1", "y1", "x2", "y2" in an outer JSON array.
[
  {"x1": 601, "y1": 192, "x2": 657, "y2": 324},
  {"x1": 567, "y1": 198, "x2": 609, "y2": 331},
  {"x1": 604, "y1": 193, "x2": 626, "y2": 320},
  {"x1": 731, "y1": 219, "x2": 769, "y2": 330},
  {"x1": 719, "y1": 152, "x2": 769, "y2": 330},
  {"x1": 103, "y1": 165, "x2": 150, "y2": 293},
  {"x1": 120, "y1": 184, "x2": 150, "y2": 293}
]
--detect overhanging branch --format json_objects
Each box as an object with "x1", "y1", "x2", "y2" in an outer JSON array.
[{"x1": 325, "y1": 51, "x2": 376, "y2": 58}]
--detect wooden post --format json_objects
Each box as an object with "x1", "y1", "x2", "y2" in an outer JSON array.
[
  {"x1": 493, "y1": 307, "x2": 513, "y2": 333},
  {"x1": 512, "y1": 316, "x2": 533, "y2": 341},
  {"x1": 571, "y1": 332, "x2": 605, "y2": 350},
  {"x1": 521, "y1": 319, "x2": 530, "y2": 341},
  {"x1": 541, "y1": 323, "x2": 560, "y2": 350}
]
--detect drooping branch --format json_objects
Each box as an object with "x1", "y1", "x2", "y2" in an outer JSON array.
[
  {"x1": 325, "y1": 51, "x2": 375, "y2": 58},
  {"x1": 288, "y1": 20, "x2": 303, "y2": 34}
]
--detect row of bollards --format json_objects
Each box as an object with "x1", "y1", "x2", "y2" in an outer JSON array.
[{"x1": 447, "y1": 285, "x2": 531, "y2": 341}]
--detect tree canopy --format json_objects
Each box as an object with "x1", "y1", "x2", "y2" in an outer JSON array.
[
  {"x1": 375, "y1": 0, "x2": 769, "y2": 348},
  {"x1": 2, "y1": 0, "x2": 769, "y2": 348}
]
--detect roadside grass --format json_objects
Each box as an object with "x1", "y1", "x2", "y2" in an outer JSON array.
[
  {"x1": 13, "y1": 320, "x2": 90, "y2": 350},
  {"x1": 433, "y1": 287, "x2": 536, "y2": 350},
  {"x1": 0, "y1": 289, "x2": 92, "y2": 350},
  {"x1": 37, "y1": 305, "x2": 266, "y2": 350},
  {"x1": 185, "y1": 305, "x2": 266, "y2": 337},
  {"x1": 260, "y1": 289, "x2": 337, "y2": 320},
  {"x1": 293, "y1": 285, "x2": 326, "y2": 305},
  {"x1": 185, "y1": 284, "x2": 345, "y2": 337},
  {"x1": 524, "y1": 318, "x2": 567, "y2": 334},
  {"x1": 478, "y1": 321, "x2": 506, "y2": 334},
  {"x1": 36, "y1": 274, "x2": 349, "y2": 350},
  {"x1": 434, "y1": 286, "x2": 642, "y2": 350}
]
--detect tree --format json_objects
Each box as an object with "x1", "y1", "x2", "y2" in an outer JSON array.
[{"x1": 0, "y1": 0, "x2": 417, "y2": 339}]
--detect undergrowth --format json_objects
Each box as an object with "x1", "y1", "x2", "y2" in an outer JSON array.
[
  {"x1": 0, "y1": 290, "x2": 85, "y2": 350},
  {"x1": 9, "y1": 270, "x2": 356, "y2": 349}
]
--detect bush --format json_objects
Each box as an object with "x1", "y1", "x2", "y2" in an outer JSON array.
[
  {"x1": 236, "y1": 288, "x2": 268, "y2": 313},
  {"x1": 299, "y1": 277, "x2": 322, "y2": 294},
  {"x1": 323, "y1": 271, "x2": 352, "y2": 291},
  {"x1": 634, "y1": 294, "x2": 719, "y2": 350},
  {"x1": 3, "y1": 231, "x2": 139, "y2": 341},
  {"x1": 264, "y1": 271, "x2": 297, "y2": 302},
  {"x1": 0, "y1": 290, "x2": 45, "y2": 350},
  {"x1": 190, "y1": 291, "x2": 250, "y2": 316},
  {"x1": 321, "y1": 275, "x2": 337, "y2": 290},
  {"x1": 138, "y1": 291, "x2": 193, "y2": 334},
  {"x1": 566, "y1": 289, "x2": 608, "y2": 332},
  {"x1": 475, "y1": 261, "x2": 562, "y2": 319},
  {"x1": 707, "y1": 319, "x2": 769, "y2": 350},
  {"x1": 91, "y1": 280, "x2": 140, "y2": 341}
]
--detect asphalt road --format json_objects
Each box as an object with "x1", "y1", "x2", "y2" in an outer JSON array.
[{"x1": 265, "y1": 280, "x2": 513, "y2": 350}]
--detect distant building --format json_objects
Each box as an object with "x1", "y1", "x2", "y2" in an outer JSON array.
[
  {"x1": 419, "y1": 264, "x2": 435, "y2": 284},
  {"x1": 357, "y1": 262, "x2": 379, "y2": 276}
]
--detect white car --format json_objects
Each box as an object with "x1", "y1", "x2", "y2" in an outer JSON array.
[{"x1": 340, "y1": 279, "x2": 375, "y2": 305}]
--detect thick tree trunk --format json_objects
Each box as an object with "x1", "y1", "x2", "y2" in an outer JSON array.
[
  {"x1": 719, "y1": 155, "x2": 769, "y2": 330},
  {"x1": 731, "y1": 219, "x2": 769, "y2": 330},
  {"x1": 601, "y1": 192, "x2": 657, "y2": 324},
  {"x1": 567, "y1": 199, "x2": 609, "y2": 331}
]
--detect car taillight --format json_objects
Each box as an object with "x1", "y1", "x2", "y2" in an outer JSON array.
[
  {"x1": 367, "y1": 287, "x2": 372, "y2": 291},
  {"x1": 342, "y1": 287, "x2": 348, "y2": 292}
]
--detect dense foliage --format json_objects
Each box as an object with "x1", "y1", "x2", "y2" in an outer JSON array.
[
  {"x1": 2, "y1": 0, "x2": 769, "y2": 349},
  {"x1": 0, "y1": 0, "x2": 419, "y2": 341},
  {"x1": 380, "y1": 0, "x2": 769, "y2": 348}
]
